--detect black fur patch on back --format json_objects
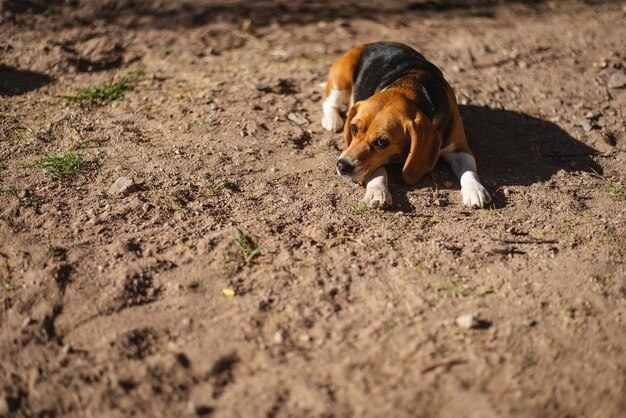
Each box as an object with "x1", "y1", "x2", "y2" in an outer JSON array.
[{"x1": 352, "y1": 42, "x2": 452, "y2": 134}]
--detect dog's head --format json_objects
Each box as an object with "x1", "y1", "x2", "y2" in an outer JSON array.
[{"x1": 336, "y1": 90, "x2": 441, "y2": 185}]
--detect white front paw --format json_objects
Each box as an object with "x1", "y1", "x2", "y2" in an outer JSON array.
[
  {"x1": 362, "y1": 185, "x2": 393, "y2": 209},
  {"x1": 462, "y1": 181, "x2": 492, "y2": 208},
  {"x1": 322, "y1": 111, "x2": 343, "y2": 132}
]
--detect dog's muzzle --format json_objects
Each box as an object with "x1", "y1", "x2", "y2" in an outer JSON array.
[{"x1": 336, "y1": 158, "x2": 355, "y2": 175}]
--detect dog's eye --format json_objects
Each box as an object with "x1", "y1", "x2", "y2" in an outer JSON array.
[
  {"x1": 351, "y1": 124, "x2": 358, "y2": 135},
  {"x1": 373, "y1": 137, "x2": 389, "y2": 149}
]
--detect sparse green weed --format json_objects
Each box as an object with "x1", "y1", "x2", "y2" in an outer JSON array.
[
  {"x1": 157, "y1": 44, "x2": 171, "y2": 57},
  {"x1": 188, "y1": 117, "x2": 210, "y2": 129},
  {"x1": 235, "y1": 230, "x2": 261, "y2": 265},
  {"x1": 608, "y1": 184, "x2": 625, "y2": 202},
  {"x1": 210, "y1": 179, "x2": 237, "y2": 196},
  {"x1": 530, "y1": 229, "x2": 547, "y2": 240},
  {"x1": 127, "y1": 69, "x2": 146, "y2": 78},
  {"x1": 62, "y1": 77, "x2": 133, "y2": 104},
  {"x1": 604, "y1": 227, "x2": 626, "y2": 264},
  {"x1": 430, "y1": 282, "x2": 495, "y2": 300},
  {"x1": 0, "y1": 114, "x2": 28, "y2": 143},
  {"x1": 0, "y1": 187, "x2": 20, "y2": 198},
  {"x1": 415, "y1": 215, "x2": 439, "y2": 230},
  {"x1": 579, "y1": 210, "x2": 593, "y2": 220},
  {"x1": 350, "y1": 203, "x2": 371, "y2": 214},
  {"x1": 167, "y1": 198, "x2": 186, "y2": 212},
  {"x1": 37, "y1": 151, "x2": 95, "y2": 178}
]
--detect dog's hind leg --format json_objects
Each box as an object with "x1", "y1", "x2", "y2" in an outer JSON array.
[{"x1": 322, "y1": 45, "x2": 364, "y2": 132}]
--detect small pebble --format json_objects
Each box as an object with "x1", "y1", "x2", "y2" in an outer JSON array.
[
  {"x1": 142, "y1": 202, "x2": 151, "y2": 212},
  {"x1": 524, "y1": 319, "x2": 537, "y2": 327},
  {"x1": 273, "y1": 330, "x2": 284, "y2": 344},
  {"x1": 434, "y1": 197, "x2": 448, "y2": 207},
  {"x1": 607, "y1": 71, "x2": 626, "y2": 89},
  {"x1": 456, "y1": 314, "x2": 480, "y2": 329},
  {"x1": 287, "y1": 112, "x2": 309, "y2": 126},
  {"x1": 108, "y1": 177, "x2": 138, "y2": 197},
  {"x1": 21, "y1": 316, "x2": 33, "y2": 328}
]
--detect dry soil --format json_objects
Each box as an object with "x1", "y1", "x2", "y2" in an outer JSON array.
[{"x1": 1, "y1": 1, "x2": 625, "y2": 417}]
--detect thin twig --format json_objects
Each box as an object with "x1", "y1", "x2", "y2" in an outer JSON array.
[{"x1": 420, "y1": 358, "x2": 467, "y2": 374}]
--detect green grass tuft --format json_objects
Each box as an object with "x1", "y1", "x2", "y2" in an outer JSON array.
[
  {"x1": 38, "y1": 151, "x2": 95, "y2": 178},
  {"x1": 210, "y1": 179, "x2": 238, "y2": 196},
  {"x1": 62, "y1": 77, "x2": 133, "y2": 104},
  {"x1": 608, "y1": 184, "x2": 625, "y2": 202},
  {"x1": 234, "y1": 230, "x2": 261, "y2": 265},
  {"x1": 167, "y1": 197, "x2": 186, "y2": 212},
  {"x1": 350, "y1": 202, "x2": 371, "y2": 214}
]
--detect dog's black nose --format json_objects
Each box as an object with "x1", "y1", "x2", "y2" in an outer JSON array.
[{"x1": 336, "y1": 158, "x2": 354, "y2": 175}]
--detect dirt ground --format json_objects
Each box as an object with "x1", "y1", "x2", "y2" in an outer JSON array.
[{"x1": 1, "y1": 0, "x2": 625, "y2": 417}]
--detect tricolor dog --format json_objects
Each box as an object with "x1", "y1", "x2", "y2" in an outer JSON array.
[{"x1": 321, "y1": 42, "x2": 491, "y2": 209}]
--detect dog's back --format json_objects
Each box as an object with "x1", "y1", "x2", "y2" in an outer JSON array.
[
  {"x1": 353, "y1": 42, "x2": 451, "y2": 135},
  {"x1": 353, "y1": 42, "x2": 444, "y2": 101}
]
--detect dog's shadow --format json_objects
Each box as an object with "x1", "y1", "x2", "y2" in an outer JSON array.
[{"x1": 390, "y1": 105, "x2": 602, "y2": 210}]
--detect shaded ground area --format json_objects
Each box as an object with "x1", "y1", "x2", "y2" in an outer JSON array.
[{"x1": 1, "y1": 1, "x2": 625, "y2": 417}]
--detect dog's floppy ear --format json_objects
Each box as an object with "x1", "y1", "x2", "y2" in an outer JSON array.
[
  {"x1": 402, "y1": 112, "x2": 442, "y2": 185},
  {"x1": 343, "y1": 102, "x2": 360, "y2": 149}
]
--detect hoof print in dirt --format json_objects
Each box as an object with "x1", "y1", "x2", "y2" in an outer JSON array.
[
  {"x1": 114, "y1": 327, "x2": 159, "y2": 360},
  {"x1": 115, "y1": 271, "x2": 161, "y2": 310},
  {"x1": 208, "y1": 353, "x2": 239, "y2": 399},
  {"x1": 276, "y1": 78, "x2": 298, "y2": 95}
]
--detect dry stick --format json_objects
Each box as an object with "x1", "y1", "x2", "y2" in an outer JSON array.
[{"x1": 420, "y1": 358, "x2": 467, "y2": 374}]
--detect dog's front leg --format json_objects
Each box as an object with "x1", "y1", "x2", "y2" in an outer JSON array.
[
  {"x1": 442, "y1": 152, "x2": 491, "y2": 208},
  {"x1": 361, "y1": 166, "x2": 393, "y2": 209}
]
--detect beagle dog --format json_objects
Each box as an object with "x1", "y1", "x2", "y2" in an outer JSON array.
[{"x1": 321, "y1": 42, "x2": 491, "y2": 209}]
